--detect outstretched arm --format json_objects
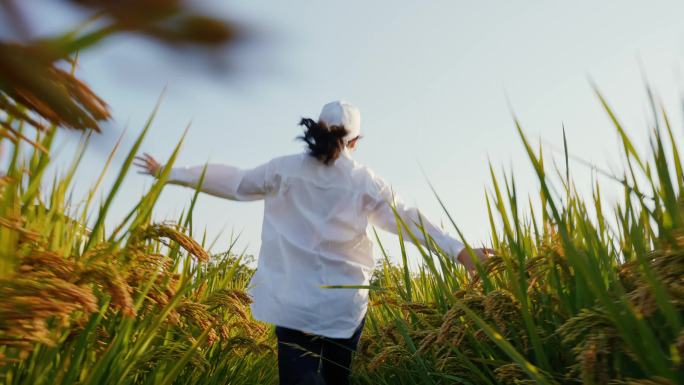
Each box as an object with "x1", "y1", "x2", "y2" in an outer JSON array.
[
  {"x1": 366, "y1": 176, "x2": 490, "y2": 272},
  {"x1": 134, "y1": 153, "x2": 272, "y2": 201}
]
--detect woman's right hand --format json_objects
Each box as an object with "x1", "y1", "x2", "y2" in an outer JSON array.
[{"x1": 134, "y1": 153, "x2": 162, "y2": 177}]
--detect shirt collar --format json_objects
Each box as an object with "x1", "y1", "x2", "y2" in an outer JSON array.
[{"x1": 340, "y1": 147, "x2": 353, "y2": 160}]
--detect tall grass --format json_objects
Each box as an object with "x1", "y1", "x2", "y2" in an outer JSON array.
[
  {"x1": 0, "y1": 110, "x2": 277, "y2": 385},
  {"x1": 354, "y1": 88, "x2": 683, "y2": 385},
  {"x1": 0, "y1": 85, "x2": 682, "y2": 385}
]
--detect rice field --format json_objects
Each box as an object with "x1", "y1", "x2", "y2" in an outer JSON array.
[{"x1": 0, "y1": 86, "x2": 682, "y2": 385}]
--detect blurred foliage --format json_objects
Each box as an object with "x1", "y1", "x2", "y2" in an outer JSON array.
[{"x1": 0, "y1": 0, "x2": 239, "y2": 134}]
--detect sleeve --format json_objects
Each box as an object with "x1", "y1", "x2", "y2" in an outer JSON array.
[
  {"x1": 366, "y1": 173, "x2": 465, "y2": 261},
  {"x1": 165, "y1": 161, "x2": 273, "y2": 201}
]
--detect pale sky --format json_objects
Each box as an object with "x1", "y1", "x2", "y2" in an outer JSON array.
[{"x1": 23, "y1": 1, "x2": 684, "y2": 265}]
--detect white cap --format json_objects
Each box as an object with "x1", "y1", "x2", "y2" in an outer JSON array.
[{"x1": 318, "y1": 100, "x2": 361, "y2": 144}]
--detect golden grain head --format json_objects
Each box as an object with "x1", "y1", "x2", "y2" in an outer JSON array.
[
  {"x1": 78, "y1": 261, "x2": 135, "y2": 317},
  {"x1": 493, "y1": 363, "x2": 540, "y2": 385},
  {"x1": 130, "y1": 223, "x2": 209, "y2": 262},
  {"x1": 483, "y1": 289, "x2": 521, "y2": 332}
]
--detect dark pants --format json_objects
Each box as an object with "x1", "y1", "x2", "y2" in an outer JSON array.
[{"x1": 275, "y1": 319, "x2": 365, "y2": 385}]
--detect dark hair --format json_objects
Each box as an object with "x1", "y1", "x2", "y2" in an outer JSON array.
[{"x1": 297, "y1": 118, "x2": 348, "y2": 165}]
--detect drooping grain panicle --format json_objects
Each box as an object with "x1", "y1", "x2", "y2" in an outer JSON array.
[
  {"x1": 353, "y1": 86, "x2": 684, "y2": 385},
  {"x1": 129, "y1": 222, "x2": 210, "y2": 262}
]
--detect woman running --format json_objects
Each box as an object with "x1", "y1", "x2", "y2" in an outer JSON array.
[{"x1": 135, "y1": 100, "x2": 489, "y2": 385}]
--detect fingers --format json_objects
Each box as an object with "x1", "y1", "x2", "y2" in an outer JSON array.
[
  {"x1": 135, "y1": 154, "x2": 154, "y2": 164},
  {"x1": 133, "y1": 160, "x2": 152, "y2": 171},
  {"x1": 456, "y1": 249, "x2": 494, "y2": 276},
  {"x1": 133, "y1": 153, "x2": 161, "y2": 176},
  {"x1": 134, "y1": 154, "x2": 156, "y2": 164},
  {"x1": 133, "y1": 156, "x2": 147, "y2": 165},
  {"x1": 143, "y1": 153, "x2": 160, "y2": 166},
  {"x1": 133, "y1": 156, "x2": 151, "y2": 166}
]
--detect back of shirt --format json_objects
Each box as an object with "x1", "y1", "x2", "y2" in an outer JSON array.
[
  {"x1": 251, "y1": 151, "x2": 377, "y2": 338},
  {"x1": 167, "y1": 149, "x2": 464, "y2": 338}
]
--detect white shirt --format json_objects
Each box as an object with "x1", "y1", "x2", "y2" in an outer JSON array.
[{"x1": 168, "y1": 148, "x2": 464, "y2": 338}]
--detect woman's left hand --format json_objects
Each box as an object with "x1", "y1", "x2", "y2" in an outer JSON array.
[{"x1": 456, "y1": 247, "x2": 493, "y2": 274}]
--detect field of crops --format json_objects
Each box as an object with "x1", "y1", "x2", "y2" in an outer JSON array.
[{"x1": 0, "y1": 82, "x2": 682, "y2": 385}]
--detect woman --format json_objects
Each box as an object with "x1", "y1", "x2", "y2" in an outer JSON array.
[{"x1": 135, "y1": 100, "x2": 490, "y2": 385}]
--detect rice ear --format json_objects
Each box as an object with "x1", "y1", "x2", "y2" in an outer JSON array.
[{"x1": 129, "y1": 223, "x2": 209, "y2": 262}]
